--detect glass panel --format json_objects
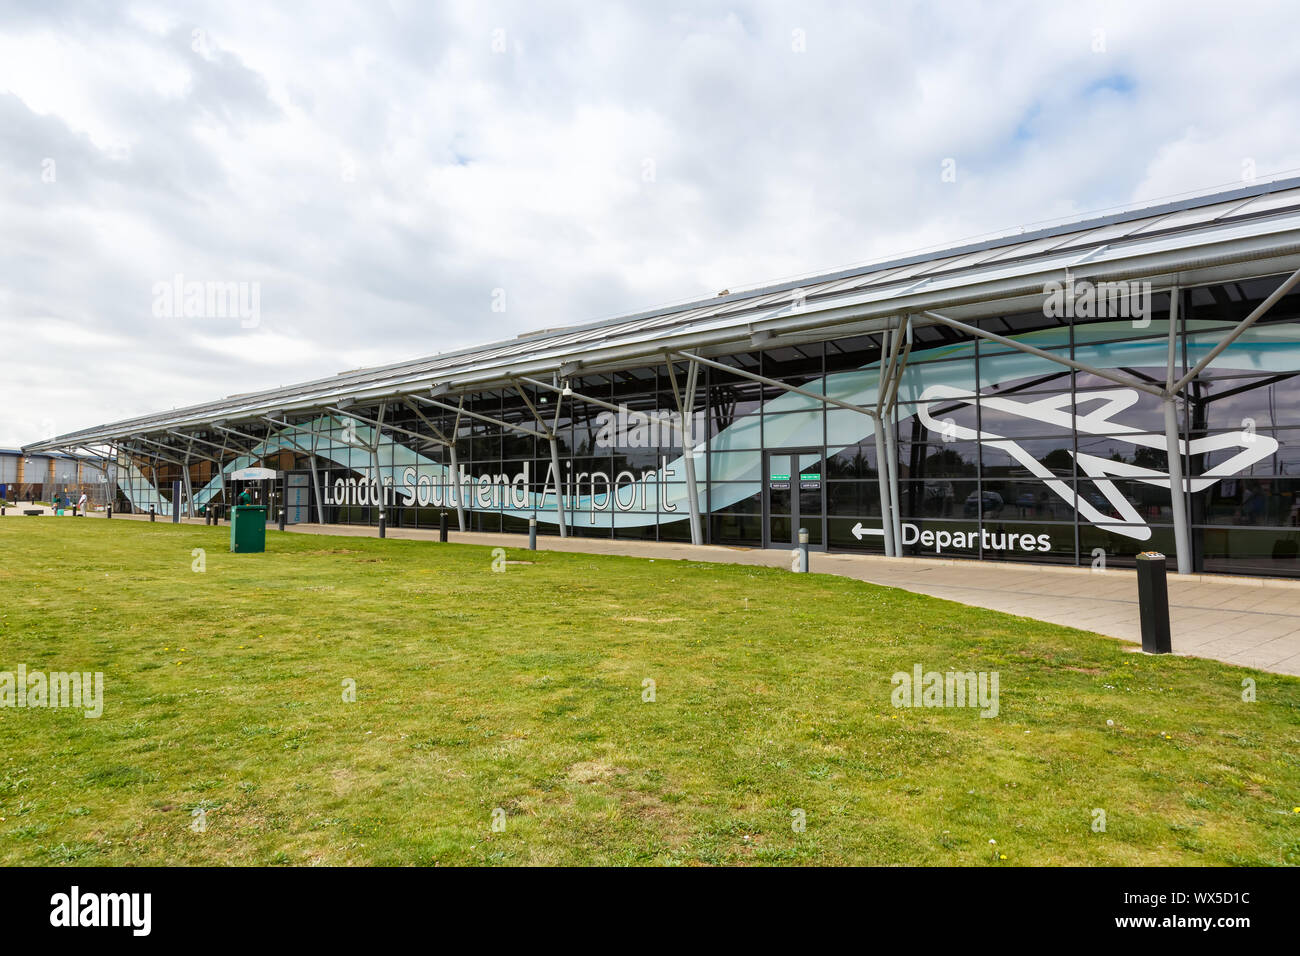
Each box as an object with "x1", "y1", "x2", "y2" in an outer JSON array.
[
  {"x1": 710, "y1": 451, "x2": 761, "y2": 482},
  {"x1": 768, "y1": 515, "x2": 791, "y2": 545},
  {"x1": 827, "y1": 442, "x2": 877, "y2": 478},
  {"x1": 1198, "y1": 476, "x2": 1300, "y2": 527},
  {"x1": 900, "y1": 479, "x2": 977, "y2": 519},
  {"x1": 1200, "y1": 527, "x2": 1300, "y2": 578},
  {"x1": 764, "y1": 410, "x2": 823, "y2": 446},
  {"x1": 769, "y1": 484, "x2": 791, "y2": 515}
]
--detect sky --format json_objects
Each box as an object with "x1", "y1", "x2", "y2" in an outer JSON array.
[{"x1": 2, "y1": 0, "x2": 1299, "y2": 447}]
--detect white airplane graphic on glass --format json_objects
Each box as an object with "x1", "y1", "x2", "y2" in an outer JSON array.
[{"x1": 850, "y1": 384, "x2": 1277, "y2": 542}]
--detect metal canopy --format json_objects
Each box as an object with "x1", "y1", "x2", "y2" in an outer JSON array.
[{"x1": 24, "y1": 175, "x2": 1300, "y2": 453}]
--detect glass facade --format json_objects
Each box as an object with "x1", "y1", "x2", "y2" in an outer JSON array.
[
  {"x1": 113, "y1": 273, "x2": 1300, "y2": 577},
  {"x1": 0, "y1": 452, "x2": 113, "y2": 507}
]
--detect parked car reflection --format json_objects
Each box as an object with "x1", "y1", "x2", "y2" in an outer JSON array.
[{"x1": 964, "y1": 490, "x2": 1004, "y2": 517}]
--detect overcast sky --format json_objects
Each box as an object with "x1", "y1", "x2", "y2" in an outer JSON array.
[{"x1": 2, "y1": 0, "x2": 1298, "y2": 447}]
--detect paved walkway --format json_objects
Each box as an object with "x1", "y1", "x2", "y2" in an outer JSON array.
[
  {"x1": 1, "y1": 503, "x2": 87, "y2": 516},
  {"x1": 46, "y1": 512, "x2": 1300, "y2": 676}
]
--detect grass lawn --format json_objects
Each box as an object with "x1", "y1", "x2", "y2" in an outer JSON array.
[{"x1": 0, "y1": 518, "x2": 1297, "y2": 866}]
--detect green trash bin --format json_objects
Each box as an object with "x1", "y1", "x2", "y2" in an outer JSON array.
[{"x1": 230, "y1": 505, "x2": 268, "y2": 553}]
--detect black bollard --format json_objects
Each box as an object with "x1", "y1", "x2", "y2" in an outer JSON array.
[
  {"x1": 278, "y1": 509, "x2": 287, "y2": 532},
  {"x1": 378, "y1": 511, "x2": 386, "y2": 538},
  {"x1": 528, "y1": 515, "x2": 537, "y2": 550},
  {"x1": 107, "y1": 505, "x2": 112, "y2": 519},
  {"x1": 1136, "y1": 551, "x2": 1172, "y2": 654},
  {"x1": 438, "y1": 511, "x2": 448, "y2": 543},
  {"x1": 797, "y1": 528, "x2": 809, "y2": 573},
  {"x1": 149, "y1": 506, "x2": 156, "y2": 523}
]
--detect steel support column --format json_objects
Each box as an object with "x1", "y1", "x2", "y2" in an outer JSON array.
[
  {"x1": 1163, "y1": 399, "x2": 1192, "y2": 574},
  {"x1": 878, "y1": 325, "x2": 906, "y2": 553},
  {"x1": 1164, "y1": 287, "x2": 1193, "y2": 574},
  {"x1": 181, "y1": 448, "x2": 195, "y2": 518},
  {"x1": 448, "y1": 399, "x2": 467, "y2": 531},
  {"x1": 665, "y1": 359, "x2": 703, "y2": 545},
  {"x1": 546, "y1": 435, "x2": 567, "y2": 537},
  {"x1": 872, "y1": 413, "x2": 896, "y2": 557},
  {"x1": 307, "y1": 420, "x2": 325, "y2": 525},
  {"x1": 682, "y1": 360, "x2": 702, "y2": 546},
  {"x1": 550, "y1": 382, "x2": 568, "y2": 537},
  {"x1": 216, "y1": 433, "x2": 229, "y2": 510},
  {"x1": 884, "y1": 401, "x2": 903, "y2": 549},
  {"x1": 446, "y1": 443, "x2": 466, "y2": 531},
  {"x1": 370, "y1": 402, "x2": 386, "y2": 521}
]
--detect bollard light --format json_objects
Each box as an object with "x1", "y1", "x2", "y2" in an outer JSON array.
[
  {"x1": 1136, "y1": 551, "x2": 1172, "y2": 654},
  {"x1": 797, "y1": 527, "x2": 810, "y2": 573},
  {"x1": 439, "y1": 510, "x2": 448, "y2": 543},
  {"x1": 378, "y1": 510, "x2": 386, "y2": 538},
  {"x1": 529, "y1": 515, "x2": 537, "y2": 551}
]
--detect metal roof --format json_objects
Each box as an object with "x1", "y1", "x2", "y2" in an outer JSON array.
[
  {"x1": 0, "y1": 448, "x2": 85, "y2": 459},
  {"x1": 25, "y1": 175, "x2": 1300, "y2": 452}
]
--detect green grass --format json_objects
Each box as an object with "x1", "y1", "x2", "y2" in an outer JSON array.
[{"x1": 0, "y1": 518, "x2": 1297, "y2": 866}]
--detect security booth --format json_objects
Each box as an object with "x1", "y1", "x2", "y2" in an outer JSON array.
[{"x1": 228, "y1": 466, "x2": 278, "y2": 553}]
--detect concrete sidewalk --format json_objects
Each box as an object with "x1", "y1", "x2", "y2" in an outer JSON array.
[
  {"x1": 82, "y1": 512, "x2": 1300, "y2": 676},
  {"x1": 0, "y1": 504, "x2": 95, "y2": 517}
]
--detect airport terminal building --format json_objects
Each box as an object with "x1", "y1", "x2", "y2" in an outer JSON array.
[
  {"x1": 25, "y1": 178, "x2": 1300, "y2": 577},
  {"x1": 0, "y1": 449, "x2": 114, "y2": 506}
]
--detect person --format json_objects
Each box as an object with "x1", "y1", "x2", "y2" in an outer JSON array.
[
  {"x1": 77, "y1": 491, "x2": 88, "y2": 516},
  {"x1": 238, "y1": 487, "x2": 253, "y2": 507}
]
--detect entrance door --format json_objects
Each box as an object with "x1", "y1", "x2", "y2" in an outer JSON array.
[{"x1": 763, "y1": 448, "x2": 826, "y2": 549}]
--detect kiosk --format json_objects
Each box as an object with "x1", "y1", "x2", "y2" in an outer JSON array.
[{"x1": 228, "y1": 467, "x2": 279, "y2": 552}]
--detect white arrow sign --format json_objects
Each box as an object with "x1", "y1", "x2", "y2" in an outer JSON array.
[{"x1": 851, "y1": 522, "x2": 885, "y2": 540}]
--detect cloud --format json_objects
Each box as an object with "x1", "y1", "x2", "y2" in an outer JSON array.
[{"x1": 2, "y1": 0, "x2": 1299, "y2": 445}]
